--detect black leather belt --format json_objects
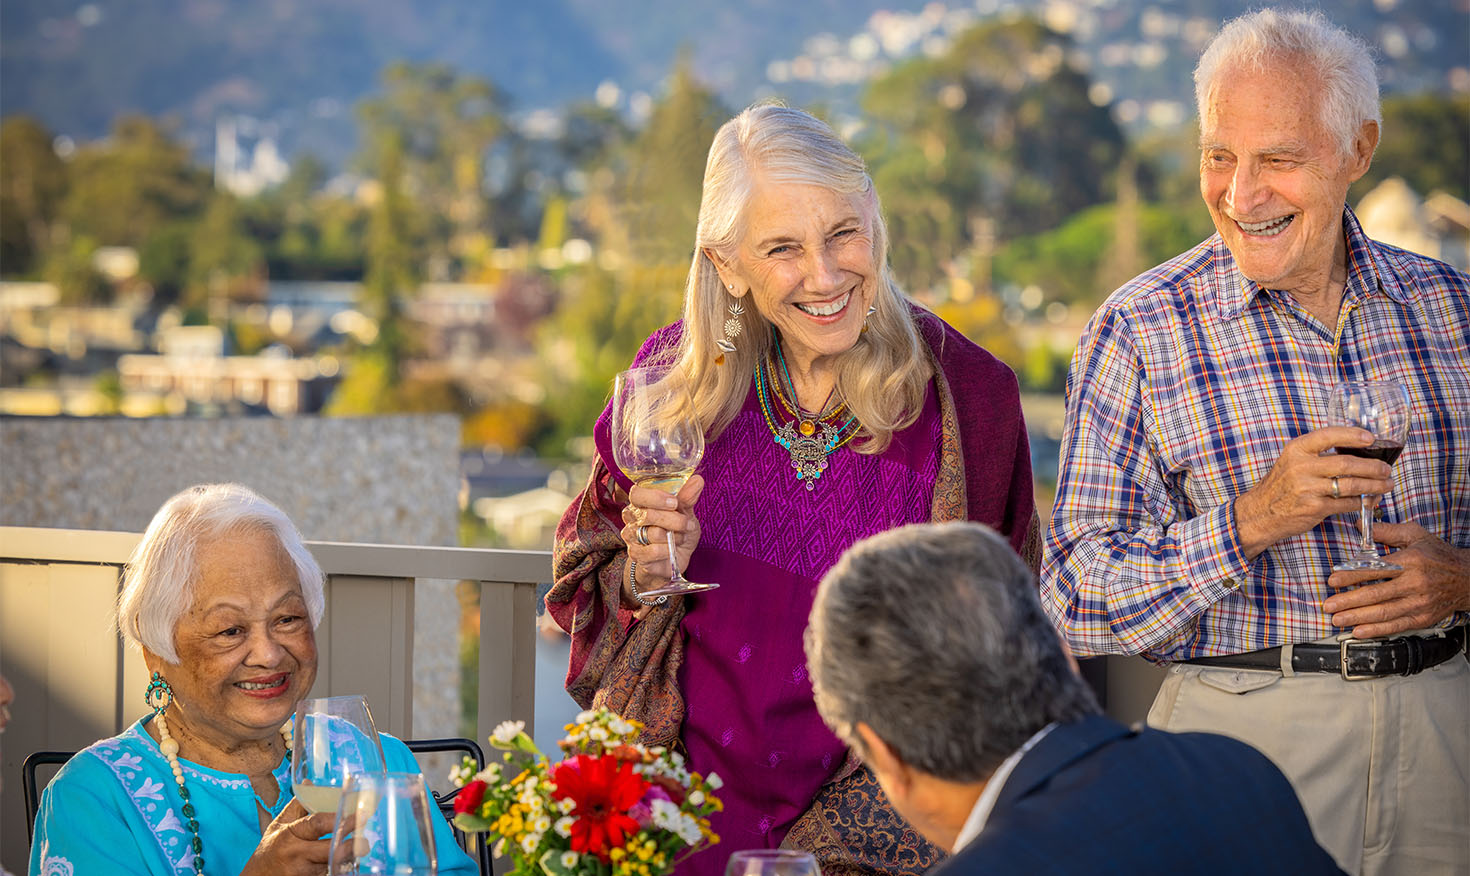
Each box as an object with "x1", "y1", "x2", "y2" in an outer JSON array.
[{"x1": 1184, "y1": 626, "x2": 1468, "y2": 681}]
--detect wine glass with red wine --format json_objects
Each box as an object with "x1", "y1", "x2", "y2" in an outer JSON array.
[{"x1": 1327, "y1": 380, "x2": 1411, "y2": 571}]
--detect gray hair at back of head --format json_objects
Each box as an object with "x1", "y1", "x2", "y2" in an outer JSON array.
[
  {"x1": 1194, "y1": 8, "x2": 1380, "y2": 158},
  {"x1": 806, "y1": 522, "x2": 1098, "y2": 783},
  {"x1": 117, "y1": 483, "x2": 325, "y2": 664}
]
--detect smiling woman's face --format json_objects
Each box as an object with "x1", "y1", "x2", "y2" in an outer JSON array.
[
  {"x1": 714, "y1": 177, "x2": 878, "y2": 378},
  {"x1": 146, "y1": 527, "x2": 317, "y2": 747}
]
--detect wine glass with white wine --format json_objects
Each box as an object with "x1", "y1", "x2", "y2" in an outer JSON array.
[
  {"x1": 725, "y1": 850, "x2": 820, "y2": 876},
  {"x1": 291, "y1": 694, "x2": 387, "y2": 816},
  {"x1": 611, "y1": 365, "x2": 719, "y2": 598}
]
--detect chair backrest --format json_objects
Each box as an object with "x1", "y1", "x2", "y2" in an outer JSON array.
[
  {"x1": 23, "y1": 750, "x2": 76, "y2": 839},
  {"x1": 404, "y1": 737, "x2": 493, "y2": 876}
]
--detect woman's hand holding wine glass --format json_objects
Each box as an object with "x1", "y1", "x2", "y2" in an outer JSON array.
[{"x1": 612, "y1": 366, "x2": 719, "y2": 599}]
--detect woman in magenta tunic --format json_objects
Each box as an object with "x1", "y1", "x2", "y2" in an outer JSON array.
[{"x1": 547, "y1": 104, "x2": 1036, "y2": 875}]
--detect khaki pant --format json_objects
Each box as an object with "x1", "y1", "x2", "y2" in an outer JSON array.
[{"x1": 1148, "y1": 645, "x2": 1469, "y2": 876}]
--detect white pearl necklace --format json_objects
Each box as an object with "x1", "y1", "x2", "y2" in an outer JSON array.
[{"x1": 154, "y1": 711, "x2": 293, "y2": 874}]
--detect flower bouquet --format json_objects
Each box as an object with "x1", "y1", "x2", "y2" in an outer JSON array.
[{"x1": 450, "y1": 708, "x2": 723, "y2": 875}]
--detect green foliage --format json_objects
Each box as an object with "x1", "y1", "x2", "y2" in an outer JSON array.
[
  {"x1": 187, "y1": 195, "x2": 266, "y2": 307},
  {"x1": 535, "y1": 262, "x2": 685, "y2": 457},
  {"x1": 61, "y1": 116, "x2": 209, "y2": 249},
  {"x1": 620, "y1": 52, "x2": 728, "y2": 265},
  {"x1": 42, "y1": 235, "x2": 109, "y2": 304},
  {"x1": 862, "y1": 17, "x2": 1126, "y2": 293},
  {"x1": 993, "y1": 201, "x2": 1212, "y2": 306},
  {"x1": 1352, "y1": 93, "x2": 1470, "y2": 203},
  {"x1": 0, "y1": 116, "x2": 67, "y2": 276},
  {"x1": 357, "y1": 62, "x2": 507, "y2": 273}
]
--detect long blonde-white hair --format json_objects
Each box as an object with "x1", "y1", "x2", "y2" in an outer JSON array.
[{"x1": 644, "y1": 103, "x2": 931, "y2": 454}]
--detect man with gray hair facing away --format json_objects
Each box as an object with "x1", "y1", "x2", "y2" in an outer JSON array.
[
  {"x1": 1043, "y1": 9, "x2": 1468, "y2": 874},
  {"x1": 806, "y1": 521, "x2": 1341, "y2": 875}
]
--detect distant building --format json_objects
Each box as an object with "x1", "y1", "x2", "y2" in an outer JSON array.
[{"x1": 118, "y1": 328, "x2": 339, "y2": 416}]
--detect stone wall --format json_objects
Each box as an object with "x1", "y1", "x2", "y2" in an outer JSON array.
[{"x1": 0, "y1": 414, "x2": 466, "y2": 737}]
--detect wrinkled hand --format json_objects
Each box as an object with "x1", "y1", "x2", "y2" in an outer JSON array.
[
  {"x1": 1323, "y1": 521, "x2": 1470, "y2": 639},
  {"x1": 619, "y1": 475, "x2": 705, "y2": 605},
  {"x1": 238, "y1": 799, "x2": 338, "y2": 876},
  {"x1": 1234, "y1": 427, "x2": 1393, "y2": 558}
]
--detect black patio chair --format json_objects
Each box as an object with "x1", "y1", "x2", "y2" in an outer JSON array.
[
  {"x1": 23, "y1": 750, "x2": 75, "y2": 838},
  {"x1": 405, "y1": 736, "x2": 494, "y2": 876}
]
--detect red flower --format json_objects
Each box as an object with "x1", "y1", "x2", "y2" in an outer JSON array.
[
  {"x1": 454, "y1": 780, "x2": 488, "y2": 815},
  {"x1": 551, "y1": 754, "x2": 648, "y2": 860}
]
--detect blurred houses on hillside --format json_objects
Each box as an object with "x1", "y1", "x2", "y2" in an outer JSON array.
[{"x1": 1357, "y1": 177, "x2": 1470, "y2": 271}]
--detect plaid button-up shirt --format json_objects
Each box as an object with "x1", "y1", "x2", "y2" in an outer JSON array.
[{"x1": 1042, "y1": 207, "x2": 1470, "y2": 661}]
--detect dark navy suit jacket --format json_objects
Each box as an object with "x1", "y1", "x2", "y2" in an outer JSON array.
[{"x1": 930, "y1": 714, "x2": 1343, "y2": 875}]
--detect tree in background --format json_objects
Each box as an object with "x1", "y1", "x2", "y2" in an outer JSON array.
[
  {"x1": 1352, "y1": 93, "x2": 1469, "y2": 202},
  {"x1": 60, "y1": 116, "x2": 209, "y2": 250},
  {"x1": 357, "y1": 63, "x2": 507, "y2": 279},
  {"x1": 619, "y1": 52, "x2": 728, "y2": 265},
  {"x1": 0, "y1": 116, "x2": 68, "y2": 276},
  {"x1": 862, "y1": 18, "x2": 1126, "y2": 294}
]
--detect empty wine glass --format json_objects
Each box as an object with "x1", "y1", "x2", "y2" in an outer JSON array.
[
  {"x1": 327, "y1": 771, "x2": 437, "y2": 875},
  {"x1": 725, "y1": 850, "x2": 821, "y2": 876},
  {"x1": 292, "y1": 694, "x2": 387, "y2": 815},
  {"x1": 1327, "y1": 380, "x2": 1411, "y2": 572},
  {"x1": 611, "y1": 365, "x2": 719, "y2": 598}
]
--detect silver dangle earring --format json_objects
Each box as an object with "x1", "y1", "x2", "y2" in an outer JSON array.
[
  {"x1": 860, "y1": 304, "x2": 877, "y2": 334},
  {"x1": 716, "y1": 284, "x2": 744, "y2": 365}
]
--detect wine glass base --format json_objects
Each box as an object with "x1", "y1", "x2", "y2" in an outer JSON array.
[
  {"x1": 637, "y1": 580, "x2": 720, "y2": 599},
  {"x1": 1332, "y1": 557, "x2": 1402, "y2": 572}
]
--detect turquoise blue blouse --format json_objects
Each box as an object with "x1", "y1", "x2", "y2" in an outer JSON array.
[{"x1": 29, "y1": 717, "x2": 477, "y2": 875}]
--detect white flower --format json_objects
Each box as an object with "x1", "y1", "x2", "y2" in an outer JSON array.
[
  {"x1": 473, "y1": 763, "x2": 502, "y2": 784},
  {"x1": 559, "y1": 798, "x2": 576, "y2": 814},
  {"x1": 492, "y1": 720, "x2": 526, "y2": 745},
  {"x1": 555, "y1": 816, "x2": 574, "y2": 838},
  {"x1": 608, "y1": 717, "x2": 635, "y2": 736},
  {"x1": 588, "y1": 725, "x2": 608, "y2": 741},
  {"x1": 649, "y1": 798, "x2": 682, "y2": 830},
  {"x1": 575, "y1": 710, "x2": 597, "y2": 724},
  {"x1": 689, "y1": 790, "x2": 705, "y2": 806},
  {"x1": 449, "y1": 762, "x2": 475, "y2": 786},
  {"x1": 561, "y1": 851, "x2": 580, "y2": 868},
  {"x1": 520, "y1": 832, "x2": 542, "y2": 854},
  {"x1": 705, "y1": 772, "x2": 724, "y2": 790},
  {"x1": 534, "y1": 815, "x2": 552, "y2": 833}
]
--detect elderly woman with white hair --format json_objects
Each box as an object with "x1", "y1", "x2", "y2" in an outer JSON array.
[
  {"x1": 29, "y1": 483, "x2": 477, "y2": 876},
  {"x1": 548, "y1": 103, "x2": 1037, "y2": 874}
]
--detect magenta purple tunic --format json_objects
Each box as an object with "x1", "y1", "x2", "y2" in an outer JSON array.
[{"x1": 596, "y1": 377, "x2": 942, "y2": 873}]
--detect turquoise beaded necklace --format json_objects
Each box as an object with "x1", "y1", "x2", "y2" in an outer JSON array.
[{"x1": 755, "y1": 344, "x2": 859, "y2": 489}]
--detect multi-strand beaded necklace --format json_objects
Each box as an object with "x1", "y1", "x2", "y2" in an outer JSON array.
[
  {"x1": 754, "y1": 343, "x2": 860, "y2": 489},
  {"x1": 149, "y1": 674, "x2": 293, "y2": 874}
]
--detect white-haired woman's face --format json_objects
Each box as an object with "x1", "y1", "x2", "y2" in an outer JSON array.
[
  {"x1": 146, "y1": 527, "x2": 318, "y2": 746},
  {"x1": 715, "y1": 177, "x2": 878, "y2": 375}
]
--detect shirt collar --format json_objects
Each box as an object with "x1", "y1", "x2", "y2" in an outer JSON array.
[
  {"x1": 1217, "y1": 204, "x2": 1413, "y2": 320},
  {"x1": 952, "y1": 723, "x2": 1057, "y2": 852}
]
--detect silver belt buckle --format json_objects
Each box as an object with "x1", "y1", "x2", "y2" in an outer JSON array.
[{"x1": 1340, "y1": 638, "x2": 1375, "y2": 681}]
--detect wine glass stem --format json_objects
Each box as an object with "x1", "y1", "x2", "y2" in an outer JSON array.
[
  {"x1": 1357, "y1": 493, "x2": 1376, "y2": 557},
  {"x1": 665, "y1": 531, "x2": 685, "y2": 584}
]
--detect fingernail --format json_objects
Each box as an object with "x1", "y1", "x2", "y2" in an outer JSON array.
[{"x1": 663, "y1": 496, "x2": 677, "y2": 509}]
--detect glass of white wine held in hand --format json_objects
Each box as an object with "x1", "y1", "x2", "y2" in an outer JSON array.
[
  {"x1": 1327, "y1": 380, "x2": 1411, "y2": 572},
  {"x1": 612, "y1": 365, "x2": 718, "y2": 598},
  {"x1": 290, "y1": 694, "x2": 386, "y2": 816}
]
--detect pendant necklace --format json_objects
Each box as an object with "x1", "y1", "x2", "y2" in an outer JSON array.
[{"x1": 755, "y1": 344, "x2": 859, "y2": 489}]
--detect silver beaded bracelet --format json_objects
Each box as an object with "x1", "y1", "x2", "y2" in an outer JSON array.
[{"x1": 628, "y1": 559, "x2": 668, "y2": 606}]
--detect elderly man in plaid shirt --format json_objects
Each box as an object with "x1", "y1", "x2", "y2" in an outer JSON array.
[{"x1": 1042, "y1": 9, "x2": 1468, "y2": 876}]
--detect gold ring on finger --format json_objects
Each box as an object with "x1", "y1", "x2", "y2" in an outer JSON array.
[
  {"x1": 636, "y1": 524, "x2": 651, "y2": 546},
  {"x1": 1331, "y1": 476, "x2": 1341, "y2": 499}
]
